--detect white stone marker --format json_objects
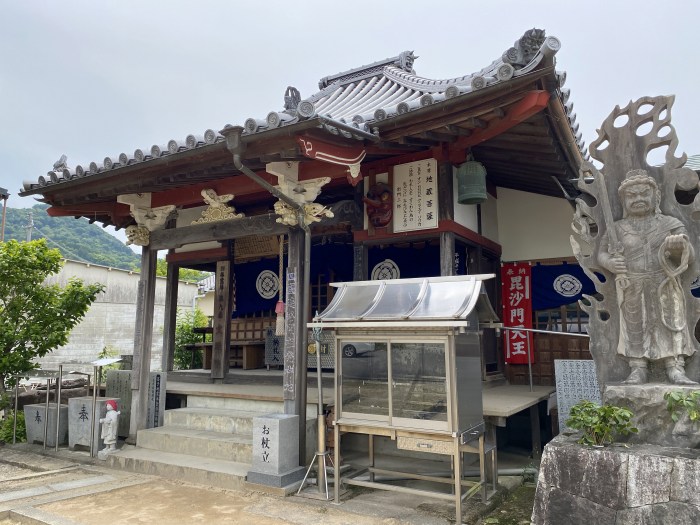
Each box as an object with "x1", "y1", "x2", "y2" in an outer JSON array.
[{"x1": 247, "y1": 414, "x2": 305, "y2": 488}]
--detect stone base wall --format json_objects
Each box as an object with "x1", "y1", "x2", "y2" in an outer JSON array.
[{"x1": 532, "y1": 435, "x2": 700, "y2": 525}]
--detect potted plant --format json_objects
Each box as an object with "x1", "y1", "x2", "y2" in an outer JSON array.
[{"x1": 566, "y1": 400, "x2": 638, "y2": 446}]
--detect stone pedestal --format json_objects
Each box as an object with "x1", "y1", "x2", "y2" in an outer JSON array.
[
  {"x1": 105, "y1": 370, "x2": 166, "y2": 437},
  {"x1": 246, "y1": 414, "x2": 305, "y2": 488},
  {"x1": 604, "y1": 384, "x2": 700, "y2": 448},
  {"x1": 23, "y1": 404, "x2": 68, "y2": 446},
  {"x1": 532, "y1": 435, "x2": 700, "y2": 524},
  {"x1": 68, "y1": 397, "x2": 118, "y2": 451}
]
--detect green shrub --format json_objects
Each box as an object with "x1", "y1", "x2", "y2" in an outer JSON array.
[
  {"x1": 0, "y1": 410, "x2": 26, "y2": 443},
  {"x1": 663, "y1": 390, "x2": 700, "y2": 423},
  {"x1": 566, "y1": 400, "x2": 638, "y2": 446},
  {"x1": 173, "y1": 308, "x2": 208, "y2": 370}
]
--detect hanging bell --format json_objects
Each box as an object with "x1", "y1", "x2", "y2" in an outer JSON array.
[{"x1": 456, "y1": 161, "x2": 487, "y2": 204}]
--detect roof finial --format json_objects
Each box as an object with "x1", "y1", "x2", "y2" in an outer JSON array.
[
  {"x1": 399, "y1": 51, "x2": 416, "y2": 73},
  {"x1": 284, "y1": 86, "x2": 301, "y2": 111},
  {"x1": 52, "y1": 154, "x2": 68, "y2": 171}
]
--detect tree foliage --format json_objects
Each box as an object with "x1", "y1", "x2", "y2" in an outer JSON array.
[
  {"x1": 155, "y1": 258, "x2": 210, "y2": 283},
  {"x1": 2, "y1": 204, "x2": 140, "y2": 270},
  {"x1": 0, "y1": 239, "x2": 105, "y2": 391},
  {"x1": 174, "y1": 307, "x2": 208, "y2": 370}
]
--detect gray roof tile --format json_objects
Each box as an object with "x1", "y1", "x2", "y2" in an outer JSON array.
[{"x1": 24, "y1": 28, "x2": 580, "y2": 193}]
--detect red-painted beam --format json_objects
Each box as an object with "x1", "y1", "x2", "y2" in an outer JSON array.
[
  {"x1": 47, "y1": 202, "x2": 131, "y2": 218},
  {"x1": 166, "y1": 247, "x2": 228, "y2": 264},
  {"x1": 354, "y1": 219, "x2": 502, "y2": 256},
  {"x1": 449, "y1": 90, "x2": 550, "y2": 164}
]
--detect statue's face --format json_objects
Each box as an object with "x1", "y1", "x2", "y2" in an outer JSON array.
[{"x1": 623, "y1": 183, "x2": 654, "y2": 217}]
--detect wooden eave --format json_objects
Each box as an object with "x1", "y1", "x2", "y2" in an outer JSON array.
[{"x1": 33, "y1": 60, "x2": 581, "y2": 228}]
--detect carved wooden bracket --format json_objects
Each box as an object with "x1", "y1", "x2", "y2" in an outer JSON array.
[
  {"x1": 125, "y1": 224, "x2": 150, "y2": 246},
  {"x1": 191, "y1": 189, "x2": 245, "y2": 224},
  {"x1": 116, "y1": 192, "x2": 176, "y2": 233}
]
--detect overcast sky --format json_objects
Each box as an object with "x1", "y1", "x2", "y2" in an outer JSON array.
[{"x1": 2, "y1": 1, "x2": 699, "y2": 231}]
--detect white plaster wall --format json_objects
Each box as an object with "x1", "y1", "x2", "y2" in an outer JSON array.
[
  {"x1": 496, "y1": 187, "x2": 575, "y2": 262},
  {"x1": 198, "y1": 291, "x2": 215, "y2": 318},
  {"x1": 38, "y1": 260, "x2": 198, "y2": 372},
  {"x1": 479, "y1": 194, "x2": 499, "y2": 243}
]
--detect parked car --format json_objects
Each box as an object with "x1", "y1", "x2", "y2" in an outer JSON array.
[{"x1": 342, "y1": 342, "x2": 376, "y2": 358}]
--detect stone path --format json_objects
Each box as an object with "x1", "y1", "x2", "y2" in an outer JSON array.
[{"x1": 0, "y1": 445, "x2": 519, "y2": 524}]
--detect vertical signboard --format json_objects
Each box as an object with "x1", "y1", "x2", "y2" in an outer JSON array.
[
  {"x1": 501, "y1": 262, "x2": 535, "y2": 364},
  {"x1": 283, "y1": 269, "x2": 297, "y2": 400},
  {"x1": 393, "y1": 158, "x2": 438, "y2": 233}
]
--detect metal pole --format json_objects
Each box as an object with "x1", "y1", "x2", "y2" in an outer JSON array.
[
  {"x1": 43, "y1": 378, "x2": 50, "y2": 450},
  {"x1": 527, "y1": 342, "x2": 533, "y2": 393},
  {"x1": 13, "y1": 378, "x2": 19, "y2": 444},
  {"x1": 55, "y1": 365, "x2": 63, "y2": 451},
  {"x1": 90, "y1": 365, "x2": 99, "y2": 457},
  {"x1": 315, "y1": 337, "x2": 326, "y2": 493},
  {"x1": 0, "y1": 195, "x2": 8, "y2": 242},
  {"x1": 25, "y1": 210, "x2": 33, "y2": 242}
]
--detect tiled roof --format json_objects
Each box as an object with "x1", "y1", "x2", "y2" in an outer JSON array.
[
  {"x1": 685, "y1": 154, "x2": 700, "y2": 171},
  {"x1": 23, "y1": 28, "x2": 581, "y2": 193}
]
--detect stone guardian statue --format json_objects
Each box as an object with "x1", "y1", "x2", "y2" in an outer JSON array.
[
  {"x1": 597, "y1": 169, "x2": 696, "y2": 384},
  {"x1": 571, "y1": 95, "x2": 700, "y2": 388}
]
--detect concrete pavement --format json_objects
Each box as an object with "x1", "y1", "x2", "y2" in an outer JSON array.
[{"x1": 0, "y1": 443, "x2": 524, "y2": 525}]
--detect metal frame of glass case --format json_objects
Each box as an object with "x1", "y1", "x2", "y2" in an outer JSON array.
[{"x1": 308, "y1": 275, "x2": 499, "y2": 523}]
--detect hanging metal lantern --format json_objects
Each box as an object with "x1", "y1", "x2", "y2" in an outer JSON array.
[{"x1": 456, "y1": 161, "x2": 487, "y2": 204}]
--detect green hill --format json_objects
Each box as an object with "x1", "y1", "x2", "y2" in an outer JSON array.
[{"x1": 1, "y1": 203, "x2": 140, "y2": 270}]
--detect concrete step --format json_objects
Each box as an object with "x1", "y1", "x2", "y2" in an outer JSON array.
[
  {"x1": 186, "y1": 395, "x2": 318, "y2": 417},
  {"x1": 186, "y1": 395, "x2": 284, "y2": 412},
  {"x1": 164, "y1": 407, "x2": 256, "y2": 435},
  {"x1": 136, "y1": 426, "x2": 252, "y2": 463},
  {"x1": 107, "y1": 445, "x2": 249, "y2": 491}
]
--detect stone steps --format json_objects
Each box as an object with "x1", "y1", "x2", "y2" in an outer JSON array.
[
  {"x1": 164, "y1": 407, "x2": 257, "y2": 435},
  {"x1": 136, "y1": 425, "x2": 253, "y2": 463},
  {"x1": 107, "y1": 446, "x2": 249, "y2": 491},
  {"x1": 106, "y1": 403, "x2": 265, "y2": 489}
]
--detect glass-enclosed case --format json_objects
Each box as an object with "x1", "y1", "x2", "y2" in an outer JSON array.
[
  {"x1": 309, "y1": 275, "x2": 499, "y2": 517},
  {"x1": 337, "y1": 331, "x2": 483, "y2": 438}
]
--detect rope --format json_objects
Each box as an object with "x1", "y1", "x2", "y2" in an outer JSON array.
[
  {"x1": 657, "y1": 236, "x2": 690, "y2": 332},
  {"x1": 275, "y1": 234, "x2": 285, "y2": 335}
]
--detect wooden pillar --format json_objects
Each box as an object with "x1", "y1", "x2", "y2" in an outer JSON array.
[
  {"x1": 440, "y1": 232, "x2": 456, "y2": 276},
  {"x1": 161, "y1": 262, "x2": 179, "y2": 372},
  {"x1": 438, "y1": 161, "x2": 455, "y2": 222},
  {"x1": 128, "y1": 246, "x2": 157, "y2": 442},
  {"x1": 438, "y1": 160, "x2": 456, "y2": 277},
  {"x1": 211, "y1": 258, "x2": 233, "y2": 381},
  {"x1": 284, "y1": 227, "x2": 307, "y2": 463}
]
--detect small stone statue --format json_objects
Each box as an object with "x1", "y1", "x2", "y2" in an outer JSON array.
[
  {"x1": 98, "y1": 400, "x2": 120, "y2": 459},
  {"x1": 598, "y1": 170, "x2": 697, "y2": 385}
]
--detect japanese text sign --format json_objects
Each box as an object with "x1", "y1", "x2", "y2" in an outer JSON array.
[
  {"x1": 501, "y1": 262, "x2": 534, "y2": 364},
  {"x1": 393, "y1": 158, "x2": 438, "y2": 233}
]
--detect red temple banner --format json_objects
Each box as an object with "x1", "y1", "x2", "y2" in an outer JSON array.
[{"x1": 501, "y1": 262, "x2": 535, "y2": 364}]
